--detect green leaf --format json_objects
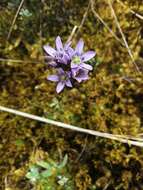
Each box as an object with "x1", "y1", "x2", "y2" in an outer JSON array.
[
  {"x1": 58, "y1": 154, "x2": 68, "y2": 169},
  {"x1": 41, "y1": 169, "x2": 53, "y2": 178},
  {"x1": 15, "y1": 139, "x2": 24, "y2": 147},
  {"x1": 26, "y1": 166, "x2": 40, "y2": 181},
  {"x1": 37, "y1": 161, "x2": 51, "y2": 169},
  {"x1": 57, "y1": 176, "x2": 69, "y2": 186}
]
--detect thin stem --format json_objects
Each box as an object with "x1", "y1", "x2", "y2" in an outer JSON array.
[
  {"x1": 90, "y1": 0, "x2": 124, "y2": 46},
  {"x1": 107, "y1": 0, "x2": 140, "y2": 73},
  {"x1": 67, "y1": 26, "x2": 78, "y2": 43},
  {"x1": 116, "y1": 0, "x2": 143, "y2": 20},
  {"x1": 75, "y1": 1, "x2": 91, "y2": 37},
  {"x1": 7, "y1": 0, "x2": 25, "y2": 40},
  {"x1": 0, "y1": 58, "x2": 41, "y2": 64},
  {"x1": 0, "y1": 105, "x2": 143, "y2": 147}
]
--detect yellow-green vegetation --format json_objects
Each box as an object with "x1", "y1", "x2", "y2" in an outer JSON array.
[{"x1": 0, "y1": 0, "x2": 143, "y2": 189}]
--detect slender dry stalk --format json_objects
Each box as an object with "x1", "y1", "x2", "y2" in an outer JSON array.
[
  {"x1": 103, "y1": 180, "x2": 112, "y2": 190},
  {"x1": 0, "y1": 58, "x2": 41, "y2": 64},
  {"x1": 114, "y1": 134, "x2": 143, "y2": 142},
  {"x1": 0, "y1": 105, "x2": 143, "y2": 147},
  {"x1": 116, "y1": 0, "x2": 143, "y2": 20},
  {"x1": 107, "y1": 0, "x2": 140, "y2": 73},
  {"x1": 39, "y1": 1, "x2": 45, "y2": 64},
  {"x1": 7, "y1": 0, "x2": 25, "y2": 40},
  {"x1": 75, "y1": 1, "x2": 91, "y2": 37},
  {"x1": 75, "y1": 135, "x2": 88, "y2": 162},
  {"x1": 90, "y1": 0, "x2": 124, "y2": 46},
  {"x1": 137, "y1": 133, "x2": 143, "y2": 137},
  {"x1": 67, "y1": 26, "x2": 78, "y2": 43}
]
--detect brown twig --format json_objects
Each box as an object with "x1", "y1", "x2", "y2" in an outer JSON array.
[
  {"x1": 103, "y1": 180, "x2": 112, "y2": 190},
  {"x1": 67, "y1": 26, "x2": 78, "y2": 43},
  {"x1": 0, "y1": 105, "x2": 143, "y2": 147},
  {"x1": 75, "y1": 135, "x2": 88, "y2": 162},
  {"x1": 75, "y1": 1, "x2": 91, "y2": 38},
  {"x1": 39, "y1": 0, "x2": 45, "y2": 64},
  {"x1": 116, "y1": 0, "x2": 143, "y2": 20},
  {"x1": 7, "y1": 0, "x2": 25, "y2": 40},
  {"x1": 0, "y1": 58, "x2": 41, "y2": 64},
  {"x1": 107, "y1": 0, "x2": 140, "y2": 73},
  {"x1": 90, "y1": 0, "x2": 124, "y2": 46}
]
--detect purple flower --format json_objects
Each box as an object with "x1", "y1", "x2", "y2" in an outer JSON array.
[
  {"x1": 72, "y1": 67, "x2": 89, "y2": 83},
  {"x1": 44, "y1": 36, "x2": 71, "y2": 65},
  {"x1": 47, "y1": 68, "x2": 72, "y2": 93},
  {"x1": 71, "y1": 39, "x2": 96, "y2": 71},
  {"x1": 44, "y1": 36, "x2": 96, "y2": 93}
]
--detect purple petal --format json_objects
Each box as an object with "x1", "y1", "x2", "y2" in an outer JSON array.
[
  {"x1": 67, "y1": 47, "x2": 75, "y2": 58},
  {"x1": 80, "y1": 63, "x2": 93, "y2": 70},
  {"x1": 67, "y1": 71, "x2": 72, "y2": 78},
  {"x1": 81, "y1": 51, "x2": 96, "y2": 62},
  {"x1": 65, "y1": 80, "x2": 72, "y2": 87},
  {"x1": 58, "y1": 68, "x2": 65, "y2": 75},
  {"x1": 47, "y1": 75, "x2": 59, "y2": 82},
  {"x1": 64, "y1": 41, "x2": 72, "y2": 50},
  {"x1": 71, "y1": 68, "x2": 78, "y2": 77},
  {"x1": 56, "y1": 81, "x2": 65, "y2": 93},
  {"x1": 43, "y1": 45, "x2": 56, "y2": 57},
  {"x1": 56, "y1": 36, "x2": 63, "y2": 51},
  {"x1": 72, "y1": 68, "x2": 89, "y2": 82},
  {"x1": 71, "y1": 62, "x2": 78, "y2": 69},
  {"x1": 62, "y1": 54, "x2": 70, "y2": 64},
  {"x1": 44, "y1": 55, "x2": 54, "y2": 61},
  {"x1": 75, "y1": 39, "x2": 84, "y2": 55},
  {"x1": 48, "y1": 61, "x2": 57, "y2": 67},
  {"x1": 56, "y1": 57, "x2": 64, "y2": 64}
]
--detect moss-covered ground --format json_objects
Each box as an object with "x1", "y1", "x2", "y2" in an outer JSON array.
[{"x1": 0, "y1": 0, "x2": 143, "y2": 189}]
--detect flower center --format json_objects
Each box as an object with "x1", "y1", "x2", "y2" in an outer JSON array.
[
  {"x1": 72, "y1": 56, "x2": 81, "y2": 65},
  {"x1": 75, "y1": 69, "x2": 83, "y2": 77},
  {"x1": 60, "y1": 75, "x2": 67, "y2": 81}
]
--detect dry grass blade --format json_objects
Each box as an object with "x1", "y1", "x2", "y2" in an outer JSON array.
[
  {"x1": 75, "y1": 1, "x2": 91, "y2": 37},
  {"x1": 75, "y1": 135, "x2": 88, "y2": 162},
  {"x1": 114, "y1": 134, "x2": 143, "y2": 142},
  {"x1": 116, "y1": 0, "x2": 143, "y2": 20},
  {"x1": 103, "y1": 180, "x2": 112, "y2": 190},
  {"x1": 107, "y1": 0, "x2": 140, "y2": 73},
  {"x1": 0, "y1": 105, "x2": 143, "y2": 147},
  {"x1": 67, "y1": 26, "x2": 78, "y2": 43},
  {"x1": 7, "y1": 0, "x2": 25, "y2": 40},
  {"x1": 90, "y1": 0, "x2": 124, "y2": 46},
  {"x1": 0, "y1": 58, "x2": 41, "y2": 64}
]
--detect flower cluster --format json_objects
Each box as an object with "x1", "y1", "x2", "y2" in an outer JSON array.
[{"x1": 44, "y1": 36, "x2": 96, "y2": 93}]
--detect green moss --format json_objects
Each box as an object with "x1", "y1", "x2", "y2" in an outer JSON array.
[{"x1": 0, "y1": 0, "x2": 143, "y2": 189}]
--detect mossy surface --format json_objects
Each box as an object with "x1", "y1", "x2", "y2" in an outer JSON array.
[{"x1": 0, "y1": 0, "x2": 143, "y2": 189}]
